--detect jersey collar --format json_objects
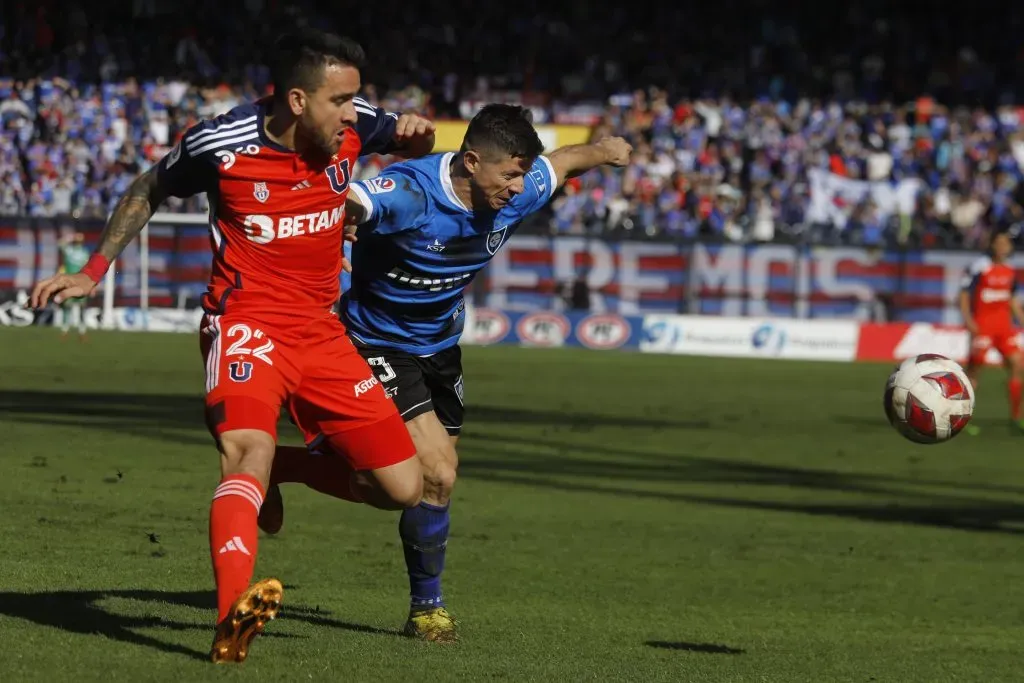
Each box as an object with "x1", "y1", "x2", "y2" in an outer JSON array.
[{"x1": 439, "y1": 152, "x2": 472, "y2": 214}]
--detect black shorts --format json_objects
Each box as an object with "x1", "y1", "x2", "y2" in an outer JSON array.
[{"x1": 354, "y1": 342, "x2": 464, "y2": 436}]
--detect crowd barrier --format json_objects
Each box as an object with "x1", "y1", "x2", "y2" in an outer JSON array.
[
  {"x1": 1, "y1": 288, "x2": 1010, "y2": 366},
  {"x1": 460, "y1": 307, "x2": 1009, "y2": 365},
  {"x1": 5, "y1": 219, "x2": 1023, "y2": 324}
]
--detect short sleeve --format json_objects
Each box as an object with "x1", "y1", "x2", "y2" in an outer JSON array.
[
  {"x1": 354, "y1": 97, "x2": 400, "y2": 157},
  {"x1": 349, "y1": 171, "x2": 427, "y2": 235},
  {"x1": 508, "y1": 155, "x2": 557, "y2": 216},
  {"x1": 156, "y1": 125, "x2": 218, "y2": 198},
  {"x1": 960, "y1": 257, "x2": 989, "y2": 292}
]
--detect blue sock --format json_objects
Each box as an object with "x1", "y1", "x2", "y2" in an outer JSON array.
[{"x1": 399, "y1": 501, "x2": 450, "y2": 610}]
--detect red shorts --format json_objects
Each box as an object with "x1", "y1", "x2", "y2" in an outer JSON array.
[
  {"x1": 199, "y1": 312, "x2": 415, "y2": 471},
  {"x1": 969, "y1": 328, "x2": 1021, "y2": 366}
]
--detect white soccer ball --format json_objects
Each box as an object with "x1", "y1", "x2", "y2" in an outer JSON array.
[{"x1": 883, "y1": 353, "x2": 975, "y2": 444}]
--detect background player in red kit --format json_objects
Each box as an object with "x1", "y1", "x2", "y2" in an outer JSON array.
[
  {"x1": 30, "y1": 29, "x2": 437, "y2": 663},
  {"x1": 959, "y1": 230, "x2": 1024, "y2": 433}
]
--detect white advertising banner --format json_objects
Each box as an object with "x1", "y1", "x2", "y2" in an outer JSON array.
[{"x1": 639, "y1": 315, "x2": 859, "y2": 361}]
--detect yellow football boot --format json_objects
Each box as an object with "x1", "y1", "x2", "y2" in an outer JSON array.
[
  {"x1": 210, "y1": 578, "x2": 284, "y2": 663},
  {"x1": 403, "y1": 606, "x2": 458, "y2": 643}
]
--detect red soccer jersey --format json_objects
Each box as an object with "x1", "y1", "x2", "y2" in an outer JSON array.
[
  {"x1": 961, "y1": 256, "x2": 1018, "y2": 330},
  {"x1": 157, "y1": 97, "x2": 399, "y2": 326}
]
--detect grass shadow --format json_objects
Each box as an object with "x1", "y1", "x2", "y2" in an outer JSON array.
[
  {"x1": 645, "y1": 640, "x2": 744, "y2": 654},
  {"x1": 0, "y1": 587, "x2": 404, "y2": 662}
]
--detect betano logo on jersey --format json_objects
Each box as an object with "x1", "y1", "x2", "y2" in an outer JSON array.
[{"x1": 242, "y1": 206, "x2": 345, "y2": 244}]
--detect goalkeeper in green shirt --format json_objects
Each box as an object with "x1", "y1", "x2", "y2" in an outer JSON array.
[{"x1": 57, "y1": 233, "x2": 90, "y2": 339}]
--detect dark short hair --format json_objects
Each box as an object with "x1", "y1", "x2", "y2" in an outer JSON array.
[
  {"x1": 462, "y1": 104, "x2": 545, "y2": 161},
  {"x1": 270, "y1": 28, "x2": 365, "y2": 100}
]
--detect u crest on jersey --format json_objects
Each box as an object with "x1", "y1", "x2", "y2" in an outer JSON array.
[
  {"x1": 253, "y1": 182, "x2": 270, "y2": 203},
  {"x1": 325, "y1": 159, "x2": 352, "y2": 194},
  {"x1": 229, "y1": 361, "x2": 253, "y2": 383}
]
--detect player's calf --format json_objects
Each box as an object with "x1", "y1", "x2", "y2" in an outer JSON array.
[
  {"x1": 397, "y1": 412, "x2": 458, "y2": 630},
  {"x1": 210, "y1": 429, "x2": 276, "y2": 623},
  {"x1": 1007, "y1": 351, "x2": 1024, "y2": 422}
]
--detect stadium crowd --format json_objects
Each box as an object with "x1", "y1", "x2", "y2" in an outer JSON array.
[{"x1": 3, "y1": 0, "x2": 1024, "y2": 247}]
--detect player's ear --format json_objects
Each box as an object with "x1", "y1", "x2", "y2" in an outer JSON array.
[
  {"x1": 287, "y1": 89, "x2": 306, "y2": 116},
  {"x1": 462, "y1": 150, "x2": 481, "y2": 176}
]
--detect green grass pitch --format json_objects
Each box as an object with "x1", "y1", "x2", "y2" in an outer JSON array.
[{"x1": 1, "y1": 326, "x2": 1022, "y2": 682}]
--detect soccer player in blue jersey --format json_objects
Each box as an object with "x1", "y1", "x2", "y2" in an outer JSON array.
[{"x1": 262, "y1": 104, "x2": 632, "y2": 641}]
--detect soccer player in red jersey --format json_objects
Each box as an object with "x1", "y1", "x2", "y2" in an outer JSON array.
[
  {"x1": 959, "y1": 231, "x2": 1024, "y2": 433},
  {"x1": 30, "y1": 29, "x2": 437, "y2": 663}
]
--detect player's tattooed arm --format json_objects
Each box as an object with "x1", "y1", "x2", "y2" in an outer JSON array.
[
  {"x1": 548, "y1": 136, "x2": 633, "y2": 188},
  {"x1": 96, "y1": 168, "x2": 169, "y2": 261}
]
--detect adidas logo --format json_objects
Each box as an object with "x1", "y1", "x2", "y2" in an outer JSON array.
[
  {"x1": 290, "y1": 180, "x2": 312, "y2": 191},
  {"x1": 218, "y1": 536, "x2": 252, "y2": 555}
]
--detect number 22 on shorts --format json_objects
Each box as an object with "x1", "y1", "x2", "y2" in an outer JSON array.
[{"x1": 225, "y1": 323, "x2": 275, "y2": 383}]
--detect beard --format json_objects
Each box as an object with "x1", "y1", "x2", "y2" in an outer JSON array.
[
  {"x1": 299, "y1": 115, "x2": 341, "y2": 163},
  {"x1": 307, "y1": 129, "x2": 338, "y2": 162}
]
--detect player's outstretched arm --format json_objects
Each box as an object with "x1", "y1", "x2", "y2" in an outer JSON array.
[
  {"x1": 31, "y1": 168, "x2": 168, "y2": 308},
  {"x1": 547, "y1": 136, "x2": 633, "y2": 190}
]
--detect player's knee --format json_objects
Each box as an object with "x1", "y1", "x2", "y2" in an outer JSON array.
[
  {"x1": 218, "y1": 429, "x2": 276, "y2": 486},
  {"x1": 420, "y1": 444, "x2": 458, "y2": 501}
]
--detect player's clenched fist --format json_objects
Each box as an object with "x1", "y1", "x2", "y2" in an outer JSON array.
[
  {"x1": 393, "y1": 113, "x2": 436, "y2": 143},
  {"x1": 595, "y1": 136, "x2": 633, "y2": 167},
  {"x1": 31, "y1": 272, "x2": 99, "y2": 309}
]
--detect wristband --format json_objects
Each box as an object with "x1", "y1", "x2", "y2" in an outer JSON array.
[{"x1": 80, "y1": 254, "x2": 111, "y2": 283}]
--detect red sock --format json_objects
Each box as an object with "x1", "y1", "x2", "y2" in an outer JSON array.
[
  {"x1": 210, "y1": 474, "x2": 264, "y2": 623},
  {"x1": 271, "y1": 445, "x2": 361, "y2": 502},
  {"x1": 1009, "y1": 378, "x2": 1022, "y2": 420}
]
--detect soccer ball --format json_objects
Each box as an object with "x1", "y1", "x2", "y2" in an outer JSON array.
[{"x1": 883, "y1": 353, "x2": 975, "y2": 444}]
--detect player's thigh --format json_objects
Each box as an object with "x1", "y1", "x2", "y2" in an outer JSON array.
[
  {"x1": 405, "y1": 410, "x2": 459, "y2": 489},
  {"x1": 359, "y1": 450, "x2": 423, "y2": 509},
  {"x1": 199, "y1": 313, "x2": 296, "y2": 444},
  {"x1": 291, "y1": 337, "x2": 417, "y2": 472},
  {"x1": 995, "y1": 333, "x2": 1023, "y2": 370},
  {"x1": 360, "y1": 345, "x2": 458, "y2": 473},
  {"x1": 968, "y1": 333, "x2": 993, "y2": 369},
  {"x1": 422, "y1": 345, "x2": 465, "y2": 438}
]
